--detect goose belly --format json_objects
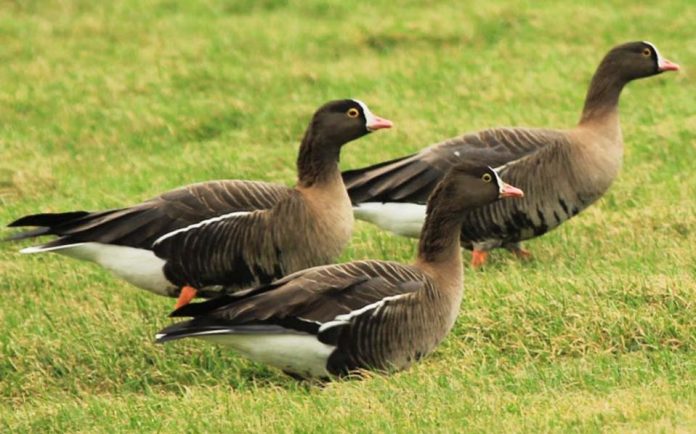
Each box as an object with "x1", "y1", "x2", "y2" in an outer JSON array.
[
  {"x1": 352, "y1": 203, "x2": 426, "y2": 238},
  {"x1": 22, "y1": 242, "x2": 174, "y2": 296},
  {"x1": 199, "y1": 333, "x2": 334, "y2": 378}
]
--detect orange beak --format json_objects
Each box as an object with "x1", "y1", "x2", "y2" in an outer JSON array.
[
  {"x1": 658, "y1": 58, "x2": 680, "y2": 72},
  {"x1": 366, "y1": 116, "x2": 394, "y2": 131},
  {"x1": 499, "y1": 183, "x2": 524, "y2": 198}
]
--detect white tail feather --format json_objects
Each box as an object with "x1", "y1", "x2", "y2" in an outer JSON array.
[
  {"x1": 353, "y1": 202, "x2": 426, "y2": 238},
  {"x1": 19, "y1": 242, "x2": 173, "y2": 296}
]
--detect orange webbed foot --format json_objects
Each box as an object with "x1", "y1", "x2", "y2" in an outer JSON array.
[
  {"x1": 504, "y1": 243, "x2": 533, "y2": 262},
  {"x1": 511, "y1": 247, "x2": 532, "y2": 261},
  {"x1": 174, "y1": 285, "x2": 198, "y2": 309},
  {"x1": 471, "y1": 250, "x2": 489, "y2": 268}
]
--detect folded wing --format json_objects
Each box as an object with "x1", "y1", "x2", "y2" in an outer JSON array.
[
  {"x1": 343, "y1": 127, "x2": 557, "y2": 204},
  {"x1": 6, "y1": 180, "x2": 291, "y2": 250},
  {"x1": 152, "y1": 209, "x2": 280, "y2": 291}
]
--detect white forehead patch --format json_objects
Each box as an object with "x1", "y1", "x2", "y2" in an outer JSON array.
[
  {"x1": 352, "y1": 99, "x2": 377, "y2": 129},
  {"x1": 489, "y1": 166, "x2": 505, "y2": 194},
  {"x1": 642, "y1": 40, "x2": 663, "y2": 65}
]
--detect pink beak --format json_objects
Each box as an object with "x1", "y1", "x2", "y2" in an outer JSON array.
[
  {"x1": 500, "y1": 182, "x2": 524, "y2": 199},
  {"x1": 658, "y1": 58, "x2": 680, "y2": 72},
  {"x1": 366, "y1": 116, "x2": 394, "y2": 131}
]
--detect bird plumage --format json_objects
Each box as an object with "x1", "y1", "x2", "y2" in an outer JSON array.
[
  {"x1": 343, "y1": 41, "x2": 679, "y2": 264},
  {"x1": 6, "y1": 100, "x2": 392, "y2": 300},
  {"x1": 156, "y1": 162, "x2": 523, "y2": 378}
]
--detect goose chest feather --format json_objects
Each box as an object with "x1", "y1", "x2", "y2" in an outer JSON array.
[
  {"x1": 344, "y1": 41, "x2": 679, "y2": 266},
  {"x1": 6, "y1": 99, "x2": 392, "y2": 305},
  {"x1": 296, "y1": 170, "x2": 355, "y2": 263},
  {"x1": 155, "y1": 162, "x2": 524, "y2": 378}
]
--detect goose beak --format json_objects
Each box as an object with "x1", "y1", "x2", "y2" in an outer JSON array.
[
  {"x1": 658, "y1": 58, "x2": 680, "y2": 72},
  {"x1": 499, "y1": 183, "x2": 524, "y2": 199},
  {"x1": 366, "y1": 116, "x2": 394, "y2": 131}
]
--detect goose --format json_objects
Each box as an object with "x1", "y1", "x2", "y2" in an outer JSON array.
[
  {"x1": 6, "y1": 99, "x2": 393, "y2": 307},
  {"x1": 154, "y1": 161, "x2": 524, "y2": 379},
  {"x1": 343, "y1": 41, "x2": 679, "y2": 267}
]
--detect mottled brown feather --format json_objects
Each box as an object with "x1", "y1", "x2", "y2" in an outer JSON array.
[{"x1": 344, "y1": 41, "x2": 675, "y2": 253}]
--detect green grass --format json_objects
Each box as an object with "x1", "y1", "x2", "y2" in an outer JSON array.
[{"x1": 1, "y1": 0, "x2": 695, "y2": 432}]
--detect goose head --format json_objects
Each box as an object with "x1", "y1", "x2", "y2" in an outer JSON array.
[
  {"x1": 601, "y1": 41, "x2": 679, "y2": 82},
  {"x1": 309, "y1": 99, "x2": 393, "y2": 147},
  {"x1": 430, "y1": 162, "x2": 523, "y2": 216}
]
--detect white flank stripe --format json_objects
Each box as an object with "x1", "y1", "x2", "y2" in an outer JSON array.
[
  {"x1": 20, "y1": 242, "x2": 87, "y2": 254},
  {"x1": 153, "y1": 211, "x2": 251, "y2": 245},
  {"x1": 319, "y1": 293, "x2": 409, "y2": 334},
  {"x1": 170, "y1": 329, "x2": 233, "y2": 338}
]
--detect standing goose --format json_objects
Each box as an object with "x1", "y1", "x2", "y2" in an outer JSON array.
[
  {"x1": 7, "y1": 99, "x2": 393, "y2": 307},
  {"x1": 155, "y1": 162, "x2": 524, "y2": 379},
  {"x1": 343, "y1": 41, "x2": 679, "y2": 267}
]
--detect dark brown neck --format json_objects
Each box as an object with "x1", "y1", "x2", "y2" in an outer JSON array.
[
  {"x1": 579, "y1": 61, "x2": 627, "y2": 125},
  {"x1": 417, "y1": 203, "x2": 465, "y2": 264},
  {"x1": 296, "y1": 125, "x2": 342, "y2": 188}
]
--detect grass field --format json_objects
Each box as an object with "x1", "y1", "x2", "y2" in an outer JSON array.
[{"x1": 1, "y1": 0, "x2": 695, "y2": 432}]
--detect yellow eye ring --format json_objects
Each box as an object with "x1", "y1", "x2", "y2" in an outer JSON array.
[
  {"x1": 347, "y1": 108, "x2": 360, "y2": 118},
  {"x1": 482, "y1": 173, "x2": 492, "y2": 183},
  {"x1": 642, "y1": 48, "x2": 652, "y2": 57}
]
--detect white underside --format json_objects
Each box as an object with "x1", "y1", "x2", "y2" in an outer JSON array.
[
  {"x1": 183, "y1": 331, "x2": 335, "y2": 377},
  {"x1": 353, "y1": 202, "x2": 426, "y2": 238},
  {"x1": 21, "y1": 242, "x2": 173, "y2": 295}
]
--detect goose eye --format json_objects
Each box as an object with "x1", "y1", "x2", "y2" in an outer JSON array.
[
  {"x1": 347, "y1": 108, "x2": 360, "y2": 118},
  {"x1": 482, "y1": 173, "x2": 492, "y2": 183},
  {"x1": 642, "y1": 48, "x2": 652, "y2": 57}
]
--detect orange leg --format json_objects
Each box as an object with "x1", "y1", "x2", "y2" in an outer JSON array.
[
  {"x1": 471, "y1": 250, "x2": 489, "y2": 268},
  {"x1": 506, "y1": 243, "x2": 533, "y2": 261},
  {"x1": 174, "y1": 285, "x2": 198, "y2": 309},
  {"x1": 512, "y1": 247, "x2": 533, "y2": 260}
]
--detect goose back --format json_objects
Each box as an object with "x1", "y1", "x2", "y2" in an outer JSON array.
[
  {"x1": 344, "y1": 127, "x2": 578, "y2": 246},
  {"x1": 345, "y1": 124, "x2": 626, "y2": 250},
  {"x1": 344, "y1": 127, "x2": 555, "y2": 205},
  {"x1": 153, "y1": 179, "x2": 354, "y2": 293},
  {"x1": 8, "y1": 180, "x2": 291, "y2": 250}
]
